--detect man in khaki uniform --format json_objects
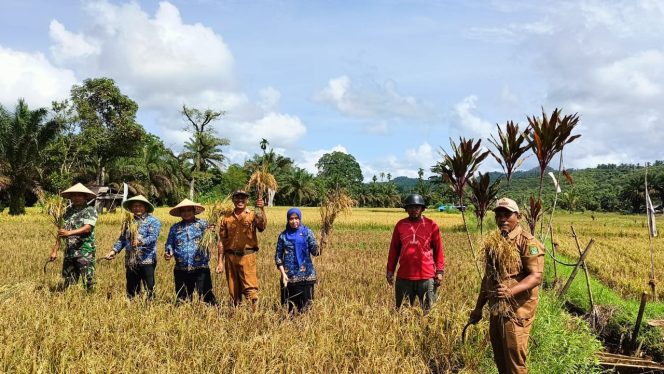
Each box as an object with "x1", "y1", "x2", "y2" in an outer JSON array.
[
  {"x1": 468, "y1": 197, "x2": 545, "y2": 374},
  {"x1": 216, "y1": 190, "x2": 266, "y2": 309}
]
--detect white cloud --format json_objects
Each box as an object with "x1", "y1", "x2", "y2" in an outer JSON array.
[
  {"x1": 41, "y1": 1, "x2": 307, "y2": 157},
  {"x1": 0, "y1": 46, "x2": 77, "y2": 109},
  {"x1": 364, "y1": 120, "x2": 390, "y2": 135},
  {"x1": 314, "y1": 75, "x2": 430, "y2": 119},
  {"x1": 517, "y1": 1, "x2": 664, "y2": 167},
  {"x1": 358, "y1": 142, "x2": 438, "y2": 182},
  {"x1": 49, "y1": 1, "x2": 236, "y2": 99},
  {"x1": 452, "y1": 95, "x2": 493, "y2": 138}
]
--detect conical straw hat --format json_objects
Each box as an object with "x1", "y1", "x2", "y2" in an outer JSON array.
[
  {"x1": 122, "y1": 195, "x2": 155, "y2": 213},
  {"x1": 61, "y1": 183, "x2": 97, "y2": 200},
  {"x1": 169, "y1": 198, "x2": 205, "y2": 217}
]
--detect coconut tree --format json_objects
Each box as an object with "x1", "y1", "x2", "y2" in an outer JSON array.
[
  {"x1": 0, "y1": 99, "x2": 60, "y2": 215},
  {"x1": 468, "y1": 172, "x2": 501, "y2": 236},
  {"x1": 432, "y1": 137, "x2": 490, "y2": 278},
  {"x1": 280, "y1": 167, "x2": 316, "y2": 206},
  {"x1": 488, "y1": 121, "x2": 530, "y2": 185}
]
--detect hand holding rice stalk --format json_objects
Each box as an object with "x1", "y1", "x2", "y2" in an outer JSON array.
[
  {"x1": 247, "y1": 163, "x2": 277, "y2": 206},
  {"x1": 482, "y1": 230, "x2": 521, "y2": 320},
  {"x1": 121, "y1": 209, "x2": 140, "y2": 268},
  {"x1": 199, "y1": 199, "x2": 233, "y2": 256},
  {"x1": 44, "y1": 195, "x2": 67, "y2": 260}
]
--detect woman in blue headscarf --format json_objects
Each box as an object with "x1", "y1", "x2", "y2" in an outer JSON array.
[{"x1": 275, "y1": 208, "x2": 319, "y2": 313}]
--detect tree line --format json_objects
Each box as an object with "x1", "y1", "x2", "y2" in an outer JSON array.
[{"x1": 0, "y1": 77, "x2": 660, "y2": 215}]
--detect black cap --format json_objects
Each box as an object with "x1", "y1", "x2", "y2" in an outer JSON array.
[{"x1": 232, "y1": 190, "x2": 250, "y2": 198}]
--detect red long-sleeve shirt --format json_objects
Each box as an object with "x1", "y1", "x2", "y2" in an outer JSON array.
[{"x1": 386, "y1": 216, "x2": 445, "y2": 280}]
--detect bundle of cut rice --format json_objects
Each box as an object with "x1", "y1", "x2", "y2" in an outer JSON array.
[{"x1": 482, "y1": 230, "x2": 522, "y2": 320}]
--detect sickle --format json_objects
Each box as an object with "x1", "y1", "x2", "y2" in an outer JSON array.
[
  {"x1": 462, "y1": 322, "x2": 473, "y2": 344},
  {"x1": 43, "y1": 259, "x2": 52, "y2": 274}
]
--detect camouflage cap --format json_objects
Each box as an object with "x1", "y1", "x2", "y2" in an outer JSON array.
[{"x1": 493, "y1": 197, "x2": 519, "y2": 213}]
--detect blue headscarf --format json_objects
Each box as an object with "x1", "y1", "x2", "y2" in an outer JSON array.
[{"x1": 285, "y1": 208, "x2": 308, "y2": 267}]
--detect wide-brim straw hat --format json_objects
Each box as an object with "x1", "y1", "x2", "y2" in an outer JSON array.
[
  {"x1": 61, "y1": 183, "x2": 97, "y2": 200},
  {"x1": 122, "y1": 195, "x2": 155, "y2": 213},
  {"x1": 169, "y1": 198, "x2": 205, "y2": 217}
]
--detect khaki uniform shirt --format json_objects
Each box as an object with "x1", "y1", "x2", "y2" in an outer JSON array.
[
  {"x1": 482, "y1": 225, "x2": 545, "y2": 320},
  {"x1": 219, "y1": 209, "x2": 263, "y2": 251}
]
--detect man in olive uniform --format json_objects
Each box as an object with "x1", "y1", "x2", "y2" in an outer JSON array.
[
  {"x1": 49, "y1": 183, "x2": 98, "y2": 291},
  {"x1": 468, "y1": 197, "x2": 545, "y2": 374}
]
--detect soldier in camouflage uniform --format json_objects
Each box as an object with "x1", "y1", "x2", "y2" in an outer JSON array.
[{"x1": 49, "y1": 183, "x2": 98, "y2": 291}]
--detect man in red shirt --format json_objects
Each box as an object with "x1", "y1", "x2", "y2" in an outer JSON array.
[{"x1": 386, "y1": 194, "x2": 445, "y2": 312}]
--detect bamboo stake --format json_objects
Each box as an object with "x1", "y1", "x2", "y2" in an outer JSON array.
[
  {"x1": 461, "y1": 207, "x2": 482, "y2": 280},
  {"x1": 542, "y1": 152, "x2": 564, "y2": 281},
  {"x1": 571, "y1": 225, "x2": 596, "y2": 328},
  {"x1": 558, "y1": 239, "x2": 594, "y2": 297}
]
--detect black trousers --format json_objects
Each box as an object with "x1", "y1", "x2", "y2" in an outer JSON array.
[
  {"x1": 174, "y1": 268, "x2": 217, "y2": 305},
  {"x1": 126, "y1": 263, "x2": 156, "y2": 299},
  {"x1": 280, "y1": 281, "x2": 314, "y2": 313}
]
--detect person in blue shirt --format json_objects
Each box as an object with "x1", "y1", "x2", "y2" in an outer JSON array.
[
  {"x1": 105, "y1": 195, "x2": 161, "y2": 299},
  {"x1": 275, "y1": 208, "x2": 319, "y2": 313},
  {"x1": 165, "y1": 199, "x2": 217, "y2": 305}
]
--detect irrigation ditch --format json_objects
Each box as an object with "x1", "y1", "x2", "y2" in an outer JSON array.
[{"x1": 543, "y1": 228, "x2": 664, "y2": 373}]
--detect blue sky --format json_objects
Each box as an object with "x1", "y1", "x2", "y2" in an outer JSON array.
[{"x1": 1, "y1": 0, "x2": 663, "y2": 180}]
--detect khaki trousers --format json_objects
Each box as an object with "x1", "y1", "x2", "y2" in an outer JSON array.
[
  {"x1": 224, "y1": 252, "x2": 259, "y2": 305},
  {"x1": 489, "y1": 315, "x2": 534, "y2": 374}
]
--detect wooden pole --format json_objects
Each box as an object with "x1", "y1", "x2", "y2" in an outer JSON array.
[
  {"x1": 645, "y1": 165, "x2": 657, "y2": 301},
  {"x1": 629, "y1": 292, "x2": 649, "y2": 355},
  {"x1": 571, "y1": 225, "x2": 596, "y2": 327},
  {"x1": 558, "y1": 239, "x2": 595, "y2": 298}
]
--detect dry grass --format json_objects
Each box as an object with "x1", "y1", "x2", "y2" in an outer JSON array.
[
  {"x1": 548, "y1": 211, "x2": 664, "y2": 299},
  {"x1": 0, "y1": 207, "x2": 603, "y2": 373}
]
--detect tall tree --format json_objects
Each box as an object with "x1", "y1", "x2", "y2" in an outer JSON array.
[
  {"x1": 181, "y1": 105, "x2": 228, "y2": 199},
  {"x1": 111, "y1": 134, "x2": 186, "y2": 205},
  {"x1": 0, "y1": 99, "x2": 60, "y2": 214},
  {"x1": 280, "y1": 167, "x2": 317, "y2": 206},
  {"x1": 316, "y1": 151, "x2": 363, "y2": 192},
  {"x1": 71, "y1": 78, "x2": 145, "y2": 185}
]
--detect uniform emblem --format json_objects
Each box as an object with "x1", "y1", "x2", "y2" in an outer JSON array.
[{"x1": 529, "y1": 246, "x2": 538, "y2": 255}]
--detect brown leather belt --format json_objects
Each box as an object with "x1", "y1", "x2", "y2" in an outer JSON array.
[{"x1": 225, "y1": 248, "x2": 258, "y2": 256}]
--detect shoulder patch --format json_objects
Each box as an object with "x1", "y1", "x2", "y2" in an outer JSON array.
[{"x1": 529, "y1": 246, "x2": 539, "y2": 255}]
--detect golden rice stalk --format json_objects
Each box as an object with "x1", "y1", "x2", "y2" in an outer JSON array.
[
  {"x1": 43, "y1": 194, "x2": 68, "y2": 253},
  {"x1": 121, "y1": 209, "x2": 140, "y2": 268},
  {"x1": 199, "y1": 199, "x2": 231, "y2": 256},
  {"x1": 482, "y1": 230, "x2": 522, "y2": 319},
  {"x1": 319, "y1": 190, "x2": 355, "y2": 253},
  {"x1": 246, "y1": 163, "x2": 278, "y2": 201}
]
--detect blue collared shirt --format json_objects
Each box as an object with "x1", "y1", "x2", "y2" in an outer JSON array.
[
  {"x1": 165, "y1": 218, "x2": 210, "y2": 271},
  {"x1": 113, "y1": 214, "x2": 161, "y2": 266}
]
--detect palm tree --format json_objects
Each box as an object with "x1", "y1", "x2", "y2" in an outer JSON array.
[
  {"x1": 112, "y1": 134, "x2": 186, "y2": 205},
  {"x1": 280, "y1": 167, "x2": 316, "y2": 206},
  {"x1": 488, "y1": 121, "x2": 530, "y2": 185},
  {"x1": 0, "y1": 99, "x2": 60, "y2": 214},
  {"x1": 468, "y1": 172, "x2": 501, "y2": 236},
  {"x1": 432, "y1": 137, "x2": 489, "y2": 278},
  {"x1": 181, "y1": 131, "x2": 229, "y2": 199},
  {"x1": 181, "y1": 105, "x2": 227, "y2": 199}
]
